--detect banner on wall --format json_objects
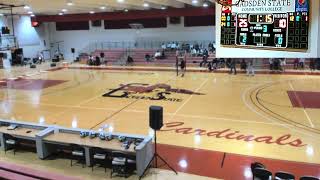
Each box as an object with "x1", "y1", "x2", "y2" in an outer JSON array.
[
  {"x1": 295, "y1": 0, "x2": 309, "y2": 12},
  {"x1": 231, "y1": 0, "x2": 296, "y2": 13}
]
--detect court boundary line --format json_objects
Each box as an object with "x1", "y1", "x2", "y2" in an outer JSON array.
[
  {"x1": 89, "y1": 99, "x2": 140, "y2": 129},
  {"x1": 76, "y1": 91, "x2": 109, "y2": 107},
  {"x1": 242, "y1": 83, "x2": 285, "y2": 127},
  {"x1": 68, "y1": 66, "x2": 320, "y2": 76},
  {"x1": 3, "y1": 99, "x2": 291, "y2": 126},
  {"x1": 242, "y1": 80, "x2": 320, "y2": 139},
  {"x1": 88, "y1": 74, "x2": 179, "y2": 129},
  {"x1": 170, "y1": 78, "x2": 209, "y2": 120},
  {"x1": 2, "y1": 70, "x2": 319, "y2": 134},
  {"x1": 288, "y1": 82, "x2": 315, "y2": 128},
  {"x1": 253, "y1": 81, "x2": 319, "y2": 134}
]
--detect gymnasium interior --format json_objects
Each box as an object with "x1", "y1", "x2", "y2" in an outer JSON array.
[{"x1": 0, "y1": 0, "x2": 319, "y2": 179}]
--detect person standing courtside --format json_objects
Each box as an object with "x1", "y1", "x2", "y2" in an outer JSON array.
[
  {"x1": 180, "y1": 57, "x2": 186, "y2": 77},
  {"x1": 246, "y1": 59, "x2": 255, "y2": 76},
  {"x1": 309, "y1": 58, "x2": 315, "y2": 71},
  {"x1": 176, "y1": 49, "x2": 179, "y2": 76},
  {"x1": 280, "y1": 58, "x2": 286, "y2": 72},
  {"x1": 269, "y1": 58, "x2": 273, "y2": 70},
  {"x1": 229, "y1": 59, "x2": 237, "y2": 75},
  {"x1": 299, "y1": 58, "x2": 305, "y2": 69}
]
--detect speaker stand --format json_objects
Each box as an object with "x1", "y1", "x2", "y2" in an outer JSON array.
[{"x1": 139, "y1": 129, "x2": 177, "y2": 179}]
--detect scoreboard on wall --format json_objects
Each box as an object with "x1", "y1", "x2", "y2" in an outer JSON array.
[{"x1": 220, "y1": 0, "x2": 310, "y2": 50}]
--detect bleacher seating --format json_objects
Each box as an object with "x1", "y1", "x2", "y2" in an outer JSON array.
[
  {"x1": 83, "y1": 48, "x2": 216, "y2": 67},
  {"x1": 80, "y1": 49, "x2": 125, "y2": 64},
  {"x1": 82, "y1": 49, "x2": 320, "y2": 71},
  {"x1": 0, "y1": 161, "x2": 78, "y2": 180},
  {"x1": 261, "y1": 58, "x2": 311, "y2": 69},
  {"x1": 124, "y1": 49, "x2": 215, "y2": 67},
  {"x1": 94, "y1": 49, "x2": 124, "y2": 63},
  {"x1": 129, "y1": 49, "x2": 175, "y2": 67}
]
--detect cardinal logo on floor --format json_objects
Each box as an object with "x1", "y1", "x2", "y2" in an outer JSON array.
[{"x1": 103, "y1": 83, "x2": 205, "y2": 102}]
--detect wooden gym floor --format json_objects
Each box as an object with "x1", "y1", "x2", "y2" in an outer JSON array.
[{"x1": 0, "y1": 63, "x2": 320, "y2": 179}]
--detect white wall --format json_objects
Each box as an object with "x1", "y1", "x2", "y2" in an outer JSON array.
[
  {"x1": 48, "y1": 18, "x2": 215, "y2": 60},
  {"x1": 0, "y1": 16, "x2": 49, "y2": 58},
  {"x1": 1, "y1": 15, "x2": 215, "y2": 60},
  {"x1": 216, "y1": 0, "x2": 320, "y2": 58},
  {"x1": 318, "y1": 1, "x2": 320, "y2": 57}
]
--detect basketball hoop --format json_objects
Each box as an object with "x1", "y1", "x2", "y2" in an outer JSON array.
[
  {"x1": 215, "y1": 0, "x2": 245, "y2": 6},
  {"x1": 129, "y1": 23, "x2": 144, "y2": 34}
]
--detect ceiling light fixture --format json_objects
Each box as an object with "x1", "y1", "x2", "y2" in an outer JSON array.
[
  {"x1": 62, "y1": 9, "x2": 68, "y2": 12},
  {"x1": 192, "y1": 0, "x2": 199, "y2": 4},
  {"x1": 100, "y1": 6, "x2": 106, "y2": 10},
  {"x1": 24, "y1": 5, "x2": 30, "y2": 9},
  {"x1": 89, "y1": 11, "x2": 95, "y2": 14},
  {"x1": 143, "y1": 2, "x2": 149, "y2": 7},
  {"x1": 161, "y1": 6, "x2": 167, "y2": 10},
  {"x1": 67, "y1": 0, "x2": 74, "y2": 6}
]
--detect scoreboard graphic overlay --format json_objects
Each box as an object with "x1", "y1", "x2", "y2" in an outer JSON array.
[{"x1": 220, "y1": 0, "x2": 309, "y2": 50}]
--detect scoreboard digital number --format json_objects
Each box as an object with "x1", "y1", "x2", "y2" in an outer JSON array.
[
  {"x1": 220, "y1": 0, "x2": 310, "y2": 50},
  {"x1": 236, "y1": 13, "x2": 288, "y2": 48},
  {"x1": 220, "y1": 11, "x2": 236, "y2": 45}
]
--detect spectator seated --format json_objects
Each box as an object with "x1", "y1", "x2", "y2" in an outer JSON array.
[
  {"x1": 300, "y1": 176, "x2": 320, "y2": 180},
  {"x1": 274, "y1": 171, "x2": 295, "y2": 180}
]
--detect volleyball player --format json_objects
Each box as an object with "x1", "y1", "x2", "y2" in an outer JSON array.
[
  {"x1": 180, "y1": 51, "x2": 187, "y2": 77},
  {"x1": 180, "y1": 58, "x2": 185, "y2": 77}
]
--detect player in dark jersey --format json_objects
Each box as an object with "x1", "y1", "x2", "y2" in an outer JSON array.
[{"x1": 180, "y1": 58, "x2": 186, "y2": 77}]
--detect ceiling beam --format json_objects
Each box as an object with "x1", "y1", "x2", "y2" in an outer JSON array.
[
  {"x1": 145, "y1": 0, "x2": 185, "y2": 8},
  {"x1": 32, "y1": 7, "x2": 215, "y2": 22},
  {"x1": 0, "y1": 0, "x2": 208, "y2": 15},
  {"x1": 174, "y1": 0, "x2": 202, "y2": 6}
]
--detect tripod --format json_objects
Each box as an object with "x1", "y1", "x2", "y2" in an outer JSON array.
[{"x1": 139, "y1": 129, "x2": 177, "y2": 179}]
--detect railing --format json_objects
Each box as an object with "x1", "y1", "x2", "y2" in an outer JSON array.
[
  {"x1": 0, "y1": 35, "x2": 17, "y2": 51},
  {"x1": 113, "y1": 48, "x2": 131, "y2": 66},
  {"x1": 80, "y1": 40, "x2": 215, "y2": 54}
]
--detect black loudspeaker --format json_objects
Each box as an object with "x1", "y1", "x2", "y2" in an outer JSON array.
[
  {"x1": 30, "y1": 64, "x2": 36, "y2": 68},
  {"x1": 1, "y1": 26, "x2": 10, "y2": 34},
  {"x1": 50, "y1": 63, "x2": 56, "y2": 67},
  {"x1": 170, "y1": 17, "x2": 181, "y2": 24},
  {"x1": 71, "y1": 48, "x2": 75, "y2": 53},
  {"x1": 149, "y1": 106, "x2": 163, "y2": 130},
  {"x1": 100, "y1": 52, "x2": 105, "y2": 58},
  {"x1": 92, "y1": 20, "x2": 102, "y2": 27}
]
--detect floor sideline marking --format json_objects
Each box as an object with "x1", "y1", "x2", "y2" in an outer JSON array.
[
  {"x1": 288, "y1": 82, "x2": 315, "y2": 128},
  {"x1": 87, "y1": 73, "x2": 179, "y2": 129},
  {"x1": 242, "y1": 81, "x2": 320, "y2": 139},
  {"x1": 175, "y1": 114, "x2": 291, "y2": 126},
  {"x1": 76, "y1": 92, "x2": 106, "y2": 107},
  {"x1": 171, "y1": 78, "x2": 209, "y2": 119},
  {"x1": 242, "y1": 83, "x2": 283, "y2": 127},
  {"x1": 4, "y1": 99, "x2": 288, "y2": 126}
]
